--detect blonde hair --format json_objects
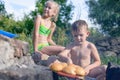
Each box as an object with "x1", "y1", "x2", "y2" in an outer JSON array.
[
  {"x1": 45, "y1": 0, "x2": 60, "y2": 22},
  {"x1": 71, "y1": 20, "x2": 89, "y2": 32}
]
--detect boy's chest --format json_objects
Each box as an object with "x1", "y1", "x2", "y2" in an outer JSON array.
[{"x1": 71, "y1": 46, "x2": 91, "y2": 58}]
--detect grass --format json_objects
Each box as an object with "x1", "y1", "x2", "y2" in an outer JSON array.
[{"x1": 100, "y1": 54, "x2": 120, "y2": 65}]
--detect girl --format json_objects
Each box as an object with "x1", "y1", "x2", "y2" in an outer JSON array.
[{"x1": 32, "y1": 0, "x2": 65, "y2": 65}]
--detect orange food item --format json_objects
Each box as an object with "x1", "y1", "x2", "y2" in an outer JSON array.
[
  {"x1": 75, "y1": 66, "x2": 86, "y2": 76},
  {"x1": 62, "y1": 65, "x2": 76, "y2": 75},
  {"x1": 50, "y1": 62, "x2": 63, "y2": 72},
  {"x1": 68, "y1": 64, "x2": 78, "y2": 68},
  {"x1": 50, "y1": 62, "x2": 86, "y2": 77},
  {"x1": 61, "y1": 62, "x2": 68, "y2": 68},
  {"x1": 49, "y1": 62, "x2": 67, "y2": 72}
]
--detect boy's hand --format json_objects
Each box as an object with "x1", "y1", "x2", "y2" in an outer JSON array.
[
  {"x1": 84, "y1": 67, "x2": 90, "y2": 75},
  {"x1": 67, "y1": 57, "x2": 73, "y2": 64}
]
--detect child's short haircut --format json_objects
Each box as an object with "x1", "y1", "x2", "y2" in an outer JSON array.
[{"x1": 71, "y1": 20, "x2": 88, "y2": 32}]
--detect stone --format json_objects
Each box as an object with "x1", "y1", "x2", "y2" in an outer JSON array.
[{"x1": 0, "y1": 65, "x2": 53, "y2": 80}]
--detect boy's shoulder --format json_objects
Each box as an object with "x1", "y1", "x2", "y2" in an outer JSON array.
[{"x1": 87, "y1": 41, "x2": 97, "y2": 48}]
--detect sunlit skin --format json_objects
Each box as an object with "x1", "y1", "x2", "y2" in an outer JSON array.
[
  {"x1": 58, "y1": 21, "x2": 106, "y2": 80},
  {"x1": 34, "y1": 1, "x2": 57, "y2": 51},
  {"x1": 59, "y1": 27, "x2": 101, "y2": 73},
  {"x1": 33, "y1": 1, "x2": 64, "y2": 61}
]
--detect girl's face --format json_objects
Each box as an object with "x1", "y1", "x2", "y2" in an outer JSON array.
[
  {"x1": 43, "y1": 2, "x2": 56, "y2": 18},
  {"x1": 72, "y1": 28, "x2": 89, "y2": 45}
]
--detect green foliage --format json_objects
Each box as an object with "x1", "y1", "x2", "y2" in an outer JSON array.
[
  {"x1": 22, "y1": 15, "x2": 34, "y2": 35},
  {"x1": 30, "y1": 0, "x2": 46, "y2": 16},
  {"x1": 100, "y1": 55, "x2": 120, "y2": 65},
  {"x1": 53, "y1": 27, "x2": 71, "y2": 46},
  {"x1": 0, "y1": 15, "x2": 16, "y2": 32},
  {"x1": 86, "y1": 0, "x2": 120, "y2": 37},
  {"x1": 0, "y1": 0, "x2": 6, "y2": 15},
  {"x1": 88, "y1": 27, "x2": 105, "y2": 42},
  {"x1": 56, "y1": 0, "x2": 74, "y2": 29}
]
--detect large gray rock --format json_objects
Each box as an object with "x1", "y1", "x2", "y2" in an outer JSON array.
[
  {"x1": 0, "y1": 35, "x2": 53, "y2": 80},
  {"x1": 0, "y1": 35, "x2": 30, "y2": 58},
  {"x1": 0, "y1": 35, "x2": 15, "y2": 69},
  {"x1": 95, "y1": 37, "x2": 120, "y2": 56},
  {"x1": 0, "y1": 65, "x2": 53, "y2": 80},
  {"x1": 0, "y1": 55, "x2": 53, "y2": 80}
]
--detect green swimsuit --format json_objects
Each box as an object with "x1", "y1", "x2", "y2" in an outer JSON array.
[
  {"x1": 38, "y1": 25, "x2": 51, "y2": 50},
  {"x1": 39, "y1": 25, "x2": 51, "y2": 36}
]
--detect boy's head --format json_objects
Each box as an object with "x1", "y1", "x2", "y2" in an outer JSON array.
[{"x1": 71, "y1": 20, "x2": 89, "y2": 44}]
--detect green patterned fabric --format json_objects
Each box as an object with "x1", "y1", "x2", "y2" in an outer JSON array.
[
  {"x1": 38, "y1": 43, "x2": 49, "y2": 50},
  {"x1": 39, "y1": 25, "x2": 51, "y2": 36}
]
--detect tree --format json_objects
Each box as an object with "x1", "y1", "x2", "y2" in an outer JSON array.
[
  {"x1": 86, "y1": 0, "x2": 120, "y2": 37},
  {"x1": 0, "y1": 0, "x2": 6, "y2": 15},
  {"x1": 0, "y1": 0, "x2": 16, "y2": 34}
]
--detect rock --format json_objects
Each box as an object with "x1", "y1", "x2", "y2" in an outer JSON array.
[
  {"x1": 0, "y1": 35, "x2": 29, "y2": 58},
  {"x1": 0, "y1": 65, "x2": 53, "y2": 80},
  {"x1": 104, "y1": 51, "x2": 117, "y2": 57},
  {"x1": 0, "y1": 35, "x2": 15, "y2": 69},
  {"x1": 95, "y1": 37, "x2": 120, "y2": 56},
  {"x1": 11, "y1": 39, "x2": 30, "y2": 58},
  {"x1": 0, "y1": 35, "x2": 54, "y2": 80}
]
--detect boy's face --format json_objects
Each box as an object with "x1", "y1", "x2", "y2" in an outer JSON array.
[{"x1": 72, "y1": 28, "x2": 89, "y2": 45}]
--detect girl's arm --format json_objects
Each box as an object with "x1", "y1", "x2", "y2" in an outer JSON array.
[
  {"x1": 33, "y1": 15, "x2": 41, "y2": 52},
  {"x1": 47, "y1": 22, "x2": 56, "y2": 45}
]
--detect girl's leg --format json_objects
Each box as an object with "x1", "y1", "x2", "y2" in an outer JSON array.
[
  {"x1": 44, "y1": 46, "x2": 65, "y2": 66},
  {"x1": 40, "y1": 45, "x2": 65, "y2": 55},
  {"x1": 32, "y1": 45, "x2": 64, "y2": 65}
]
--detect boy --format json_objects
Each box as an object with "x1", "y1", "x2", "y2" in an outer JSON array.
[{"x1": 58, "y1": 20, "x2": 106, "y2": 80}]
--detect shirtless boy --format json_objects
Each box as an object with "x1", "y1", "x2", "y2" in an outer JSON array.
[{"x1": 58, "y1": 20, "x2": 106, "y2": 80}]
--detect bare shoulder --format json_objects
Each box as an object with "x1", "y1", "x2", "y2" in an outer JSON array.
[
  {"x1": 36, "y1": 14, "x2": 42, "y2": 18},
  {"x1": 34, "y1": 14, "x2": 42, "y2": 28},
  {"x1": 87, "y1": 41, "x2": 97, "y2": 49},
  {"x1": 51, "y1": 22, "x2": 56, "y2": 28},
  {"x1": 35, "y1": 14, "x2": 42, "y2": 21}
]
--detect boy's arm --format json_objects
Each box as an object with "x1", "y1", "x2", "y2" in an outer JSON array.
[{"x1": 85, "y1": 43, "x2": 101, "y2": 74}]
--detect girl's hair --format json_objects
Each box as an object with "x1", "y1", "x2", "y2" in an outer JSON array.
[
  {"x1": 71, "y1": 20, "x2": 89, "y2": 32},
  {"x1": 45, "y1": 0, "x2": 60, "y2": 22}
]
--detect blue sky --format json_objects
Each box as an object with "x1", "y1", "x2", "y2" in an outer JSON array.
[{"x1": 3, "y1": 0, "x2": 94, "y2": 27}]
